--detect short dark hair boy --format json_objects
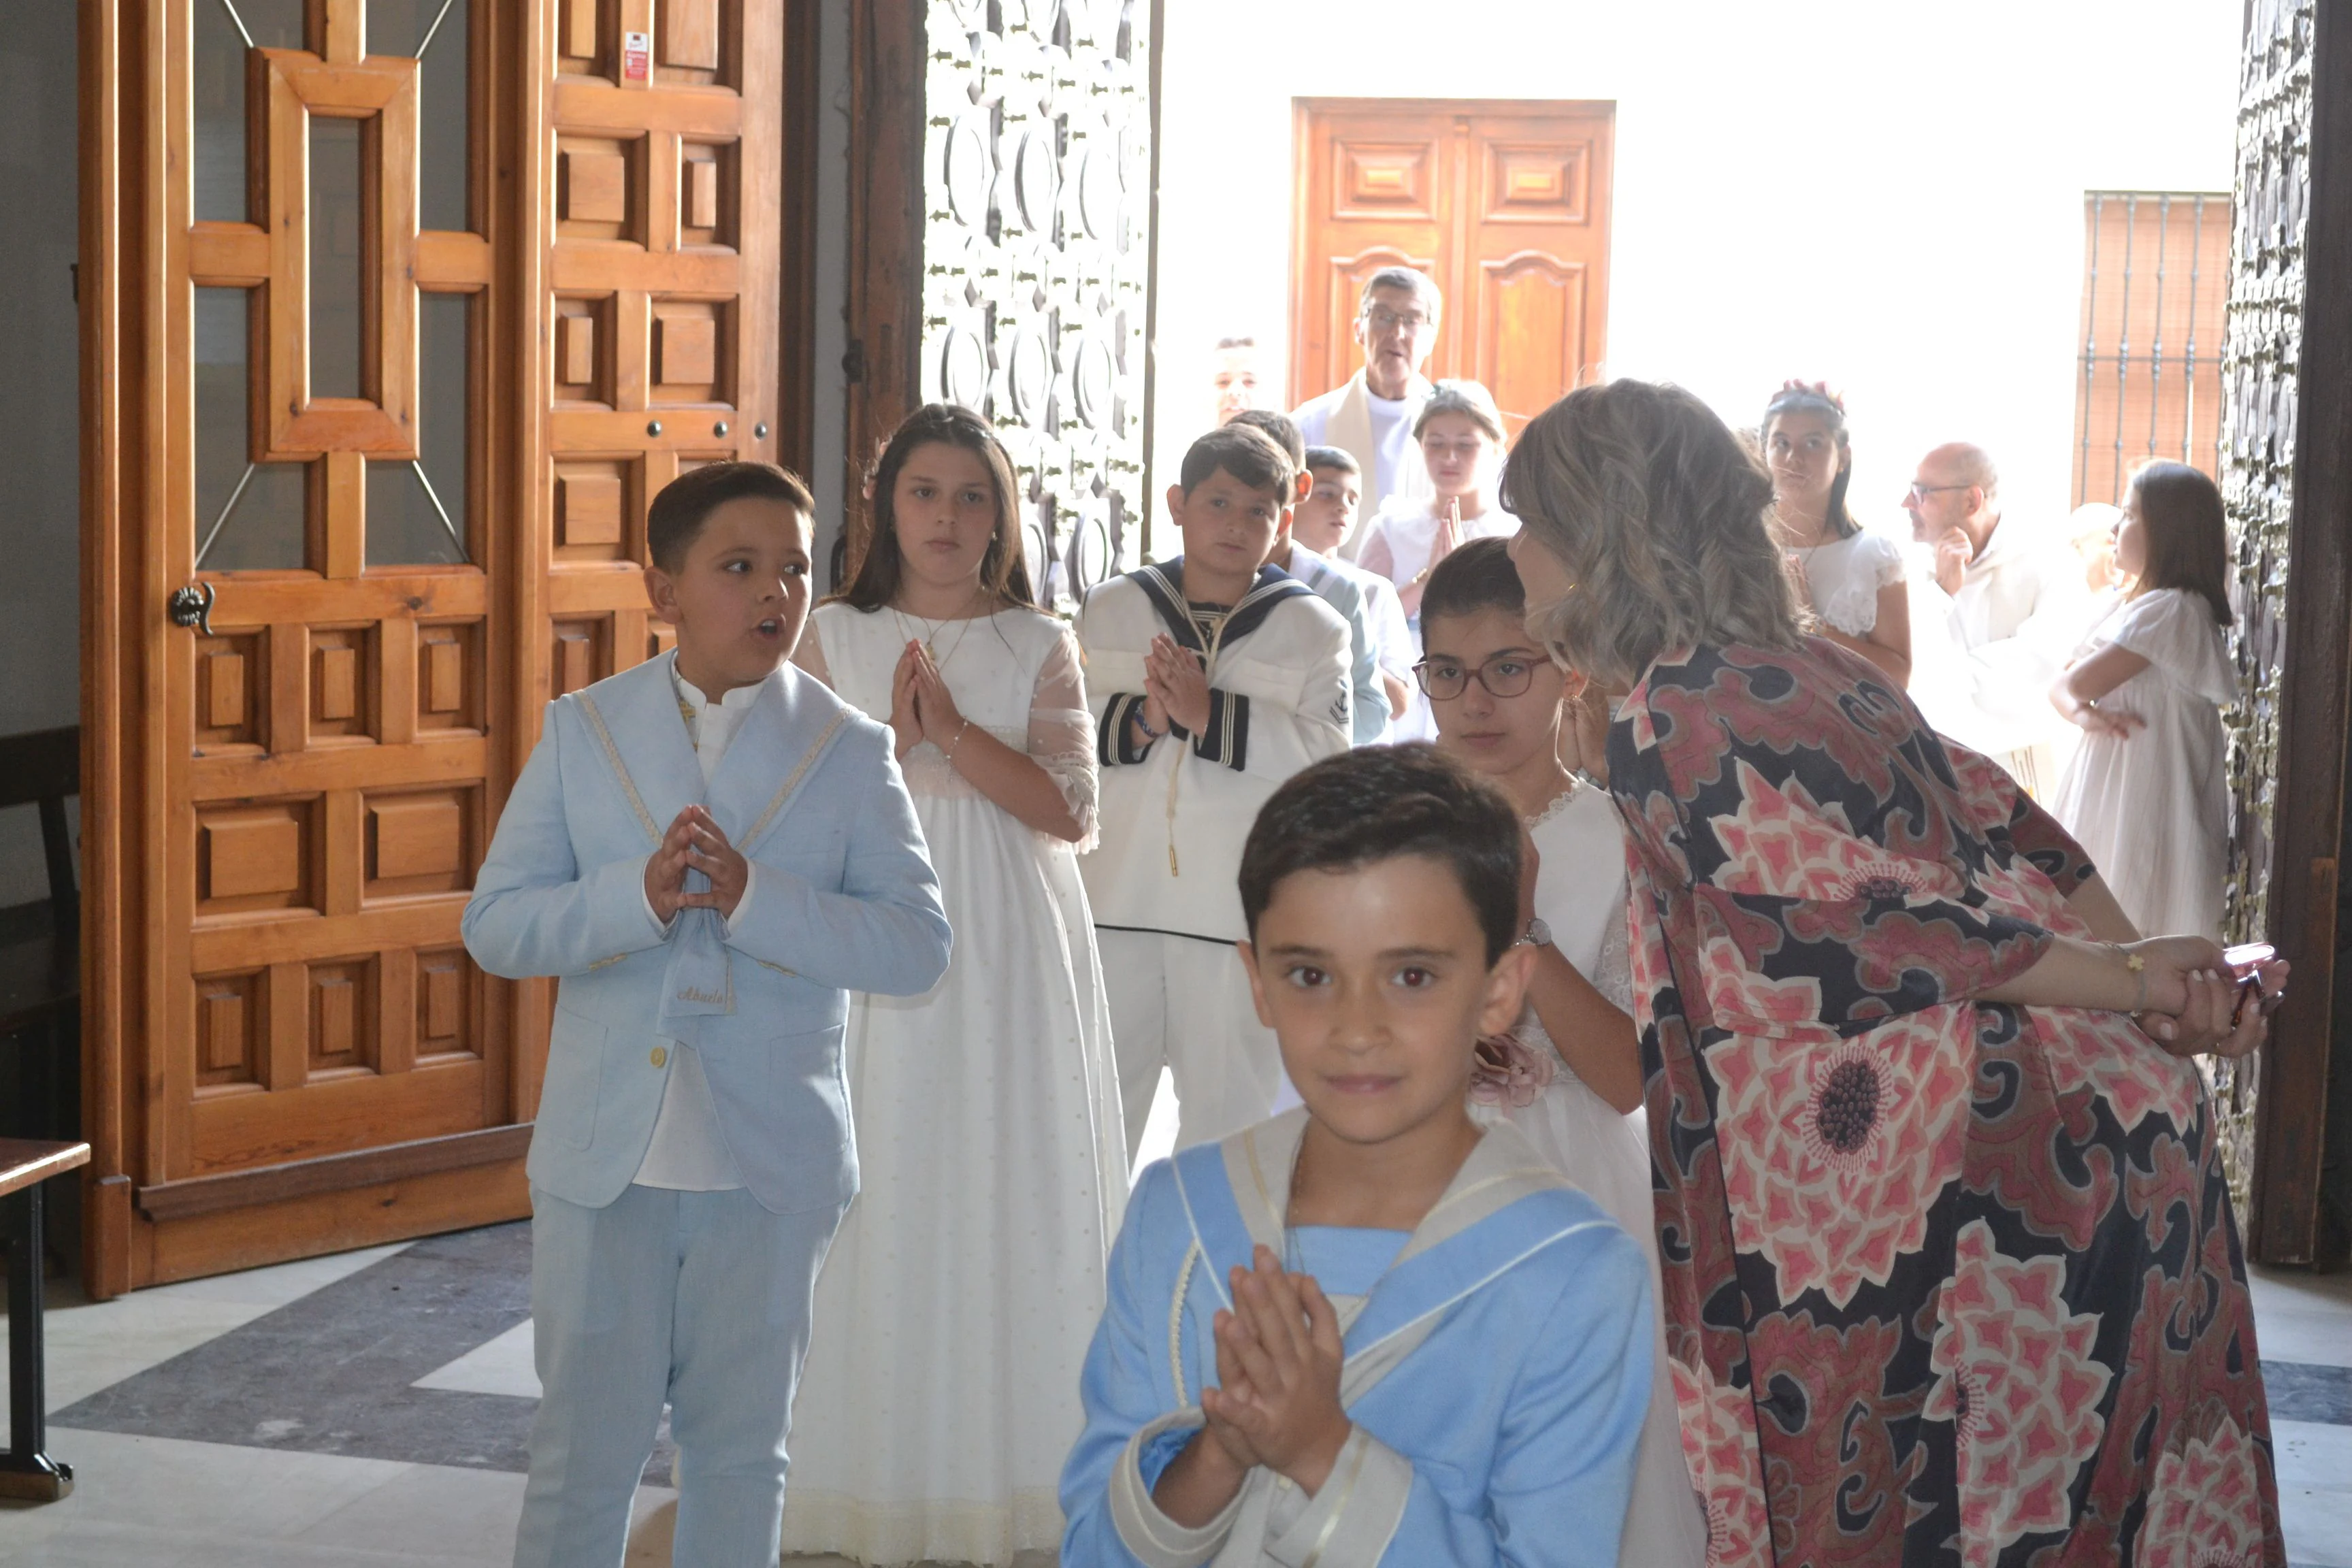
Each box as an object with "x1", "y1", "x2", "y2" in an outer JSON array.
[
  {"x1": 1303, "y1": 444, "x2": 1358, "y2": 478},
  {"x1": 1239, "y1": 742, "x2": 1520, "y2": 961},
  {"x1": 1077, "y1": 417, "x2": 1352, "y2": 1158},
  {"x1": 1177, "y1": 421, "x2": 1294, "y2": 505},
  {"x1": 1228, "y1": 408, "x2": 1306, "y2": 468},
  {"x1": 1060, "y1": 743, "x2": 1653, "y2": 1563},
  {"x1": 646, "y1": 460, "x2": 815, "y2": 573}
]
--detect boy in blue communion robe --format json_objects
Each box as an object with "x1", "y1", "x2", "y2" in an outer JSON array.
[
  {"x1": 1061, "y1": 743, "x2": 1654, "y2": 1567},
  {"x1": 461, "y1": 461, "x2": 951, "y2": 1568}
]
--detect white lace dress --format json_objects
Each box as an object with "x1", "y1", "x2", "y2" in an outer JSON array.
[
  {"x1": 1470, "y1": 780, "x2": 1708, "y2": 1567},
  {"x1": 781, "y1": 603, "x2": 1126, "y2": 1565},
  {"x1": 1784, "y1": 529, "x2": 1906, "y2": 636}
]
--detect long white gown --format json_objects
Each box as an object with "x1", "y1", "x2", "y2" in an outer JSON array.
[
  {"x1": 781, "y1": 602, "x2": 1126, "y2": 1565},
  {"x1": 1469, "y1": 779, "x2": 1709, "y2": 1568},
  {"x1": 2050, "y1": 587, "x2": 2235, "y2": 939}
]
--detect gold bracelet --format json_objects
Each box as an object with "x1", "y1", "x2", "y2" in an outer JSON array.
[
  {"x1": 943, "y1": 719, "x2": 972, "y2": 767},
  {"x1": 2104, "y1": 941, "x2": 2147, "y2": 1012}
]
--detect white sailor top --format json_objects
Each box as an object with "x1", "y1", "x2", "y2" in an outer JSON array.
[{"x1": 1077, "y1": 561, "x2": 1352, "y2": 945}]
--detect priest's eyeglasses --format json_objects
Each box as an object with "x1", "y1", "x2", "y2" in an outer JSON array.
[{"x1": 1414, "y1": 654, "x2": 1539, "y2": 700}]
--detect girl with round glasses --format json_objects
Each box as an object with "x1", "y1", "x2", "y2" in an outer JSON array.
[{"x1": 1414, "y1": 536, "x2": 1707, "y2": 1565}]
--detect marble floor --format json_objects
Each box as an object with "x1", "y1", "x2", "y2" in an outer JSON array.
[{"x1": 1, "y1": 1137, "x2": 2345, "y2": 1567}]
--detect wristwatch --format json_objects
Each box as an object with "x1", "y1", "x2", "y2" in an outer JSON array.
[{"x1": 1516, "y1": 917, "x2": 1552, "y2": 949}]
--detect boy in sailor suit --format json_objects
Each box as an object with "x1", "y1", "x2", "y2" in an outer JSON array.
[
  {"x1": 1061, "y1": 746, "x2": 1653, "y2": 1567},
  {"x1": 1079, "y1": 424, "x2": 1352, "y2": 1159},
  {"x1": 462, "y1": 463, "x2": 950, "y2": 1568}
]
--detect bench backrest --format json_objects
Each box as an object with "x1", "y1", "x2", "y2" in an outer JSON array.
[{"x1": 0, "y1": 725, "x2": 80, "y2": 924}]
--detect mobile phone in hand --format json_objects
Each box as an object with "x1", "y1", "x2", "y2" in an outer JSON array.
[{"x1": 2223, "y1": 943, "x2": 2276, "y2": 1025}]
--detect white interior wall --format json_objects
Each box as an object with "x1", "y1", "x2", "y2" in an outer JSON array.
[
  {"x1": 1149, "y1": 0, "x2": 2241, "y2": 549},
  {"x1": 0, "y1": 5, "x2": 84, "y2": 908}
]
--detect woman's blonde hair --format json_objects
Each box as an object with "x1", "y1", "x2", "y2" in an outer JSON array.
[{"x1": 1499, "y1": 379, "x2": 1803, "y2": 685}]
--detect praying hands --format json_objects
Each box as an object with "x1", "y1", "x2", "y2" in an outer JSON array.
[
  {"x1": 642, "y1": 803, "x2": 749, "y2": 921},
  {"x1": 1151, "y1": 1245, "x2": 1354, "y2": 1526},
  {"x1": 1141, "y1": 633, "x2": 1213, "y2": 739}
]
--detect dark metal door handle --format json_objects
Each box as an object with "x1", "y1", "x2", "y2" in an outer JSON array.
[{"x1": 167, "y1": 583, "x2": 216, "y2": 636}]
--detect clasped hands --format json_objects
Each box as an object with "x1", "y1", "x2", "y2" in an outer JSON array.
[
  {"x1": 888, "y1": 640, "x2": 968, "y2": 760},
  {"x1": 642, "y1": 804, "x2": 748, "y2": 921},
  {"x1": 2121, "y1": 936, "x2": 2287, "y2": 1060},
  {"x1": 1136, "y1": 633, "x2": 1211, "y2": 741},
  {"x1": 1158, "y1": 1245, "x2": 1354, "y2": 1525}
]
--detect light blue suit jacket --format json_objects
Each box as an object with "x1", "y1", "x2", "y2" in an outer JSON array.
[{"x1": 463, "y1": 653, "x2": 951, "y2": 1215}]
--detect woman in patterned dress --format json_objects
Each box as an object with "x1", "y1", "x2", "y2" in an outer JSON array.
[{"x1": 1498, "y1": 378, "x2": 2287, "y2": 1566}]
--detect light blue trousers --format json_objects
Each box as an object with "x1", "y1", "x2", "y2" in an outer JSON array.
[{"x1": 512, "y1": 1183, "x2": 847, "y2": 1568}]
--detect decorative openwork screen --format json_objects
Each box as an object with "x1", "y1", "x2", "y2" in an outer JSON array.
[
  {"x1": 2215, "y1": 0, "x2": 2313, "y2": 1209},
  {"x1": 915, "y1": 0, "x2": 1153, "y2": 606}
]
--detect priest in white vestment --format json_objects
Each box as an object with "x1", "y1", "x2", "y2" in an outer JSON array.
[
  {"x1": 1901, "y1": 442, "x2": 2093, "y2": 796},
  {"x1": 1291, "y1": 266, "x2": 1440, "y2": 558}
]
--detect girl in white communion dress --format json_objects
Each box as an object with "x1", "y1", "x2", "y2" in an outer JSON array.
[
  {"x1": 1762, "y1": 381, "x2": 1912, "y2": 688},
  {"x1": 781, "y1": 404, "x2": 1126, "y2": 1567},
  {"x1": 2049, "y1": 461, "x2": 2237, "y2": 940},
  {"x1": 1418, "y1": 536, "x2": 1708, "y2": 1568}
]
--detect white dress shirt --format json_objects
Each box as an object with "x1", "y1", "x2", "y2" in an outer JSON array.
[
  {"x1": 1906, "y1": 515, "x2": 2095, "y2": 798},
  {"x1": 632, "y1": 670, "x2": 764, "y2": 1191}
]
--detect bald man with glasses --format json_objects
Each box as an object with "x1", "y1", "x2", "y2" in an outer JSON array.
[
  {"x1": 1902, "y1": 442, "x2": 2092, "y2": 796},
  {"x1": 1292, "y1": 267, "x2": 1441, "y2": 557}
]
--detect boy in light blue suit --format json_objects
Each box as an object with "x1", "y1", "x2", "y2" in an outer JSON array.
[{"x1": 463, "y1": 462, "x2": 951, "y2": 1568}]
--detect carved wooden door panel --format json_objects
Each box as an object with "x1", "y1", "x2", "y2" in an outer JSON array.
[
  {"x1": 542, "y1": 0, "x2": 782, "y2": 689},
  {"x1": 1290, "y1": 99, "x2": 1615, "y2": 436},
  {"x1": 81, "y1": 0, "x2": 787, "y2": 1292}
]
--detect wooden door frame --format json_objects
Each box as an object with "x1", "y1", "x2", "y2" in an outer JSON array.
[
  {"x1": 2250, "y1": 0, "x2": 2352, "y2": 1265},
  {"x1": 1286, "y1": 96, "x2": 1616, "y2": 412},
  {"x1": 843, "y1": 0, "x2": 924, "y2": 547}
]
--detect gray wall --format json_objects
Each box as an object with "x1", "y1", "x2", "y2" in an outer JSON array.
[{"x1": 0, "y1": 5, "x2": 83, "y2": 909}]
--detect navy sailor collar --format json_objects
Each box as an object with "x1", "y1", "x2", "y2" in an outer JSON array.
[{"x1": 1123, "y1": 559, "x2": 1314, "y2": 657}]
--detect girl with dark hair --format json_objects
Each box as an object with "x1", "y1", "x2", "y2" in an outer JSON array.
[
  {"x1": 1762, "y1": 381, "x2": 1912, "y2": 686},
  {"x1": 1418, "y1": 536, "x2": 1708, "y2": 1565},
  {"x1": 782, "y1": 404, "x2": 1124, "y2": 1565},
  {"x1": 2050, "y1": 462, "x2": 2238, "y2": 938}
]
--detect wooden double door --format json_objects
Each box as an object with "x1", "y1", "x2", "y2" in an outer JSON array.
[
  {"x1": 80, "y1": 0, "x2": 800, "y2": 1293},
  {"x1": 1289, "y1": 98, "x2": 1615, "y2": 435}
]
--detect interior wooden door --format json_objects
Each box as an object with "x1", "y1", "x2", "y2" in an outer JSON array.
[
  {"x1": 1289, "y1": 99, "x2": 1614, "y2": 436},
  {"x1": 79, "y1": 0, "x2": 787, "y2": 1294}
]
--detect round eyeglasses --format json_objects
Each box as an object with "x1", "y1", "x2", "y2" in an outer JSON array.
[{"x1": 1414, "y1": 653, "x2": 1540, "y2": 700}]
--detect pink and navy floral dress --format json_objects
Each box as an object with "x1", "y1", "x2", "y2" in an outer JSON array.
[{"x1": 1612, "y1": 637, "x2": 2281, "y2": 1567}]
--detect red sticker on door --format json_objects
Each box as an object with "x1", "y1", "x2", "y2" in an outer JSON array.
[{"x1": 623, "y1": 31, "x2": 650, "y2": 81}]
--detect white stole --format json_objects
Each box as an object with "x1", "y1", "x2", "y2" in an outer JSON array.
[{"x1": 1324, "y1": 372, "x2": 1434, "y2": 561}]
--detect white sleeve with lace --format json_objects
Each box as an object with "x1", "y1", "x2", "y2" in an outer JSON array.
[
  {"x1": 1030, "y1": 626, "x2": 1099, "y2": 849},
  {"x1": 1594, "y1": 892, "x2": 1635, "y2": 1014},
  {"x1": 789, "y1": 617, "x2": 833, "y2": 688}
]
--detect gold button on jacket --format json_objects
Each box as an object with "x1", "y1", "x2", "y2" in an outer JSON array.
[{"x1": 649, "y1": 1045, "x2": 668, "y2": 1068}]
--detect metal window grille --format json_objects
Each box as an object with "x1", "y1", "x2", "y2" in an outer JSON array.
[{"x1": 2073, "y1": 191, "x2": 2234, "y2": 506}]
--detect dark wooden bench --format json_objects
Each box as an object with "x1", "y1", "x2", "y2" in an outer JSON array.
[
  {"x1": 0, "y1": 726, "x2": 78, "y2": 1045},
  {"x1": 0, "y1": 727, "x2": 80, "y2": 1278},
  {"x1": 1, "y1": 1137, "x2": 88, "y2": 1501}
]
